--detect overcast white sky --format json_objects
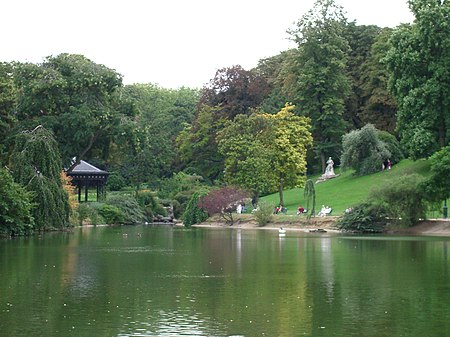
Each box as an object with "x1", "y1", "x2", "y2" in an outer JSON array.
[{"x1": 1, "y1": 0, "x2": 414, "y2": 89}]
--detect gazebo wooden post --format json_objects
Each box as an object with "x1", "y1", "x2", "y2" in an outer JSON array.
[{"x1": 84, "y1": 180, "x2": 89, "y2": 202}]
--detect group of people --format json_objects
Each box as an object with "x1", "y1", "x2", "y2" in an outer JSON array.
[
  {"x1": 382, "y1": 159, "x2": 392, "y2": 171},
  {"x1": 274, "y1": 205, "x2": 286, "y2": 214},
  {"x1": 318, "y1": 205, "x2": 332, "y2": 217},
  {"x1": 236, "y1": 203, "x2": 246, "y2": 214}
]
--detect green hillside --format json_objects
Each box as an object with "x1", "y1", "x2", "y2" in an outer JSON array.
[{"x1": 260, "y1": 159, "x2": 431, "y2": 216}]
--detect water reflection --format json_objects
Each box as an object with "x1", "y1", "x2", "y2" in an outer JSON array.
[{"x1": 0, "y1": 227, "x2": 449, "y2": 337}]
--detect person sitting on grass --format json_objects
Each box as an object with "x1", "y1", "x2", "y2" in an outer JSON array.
[
  {"x1": 297, "y1": 206, "x2": 305, "y2": 215},
  {"x1": 318, "y1": 205, "x2": 332, "y2": 216}
]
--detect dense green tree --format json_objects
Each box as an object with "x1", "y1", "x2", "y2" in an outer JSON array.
[
  {"x1": 217, "y1": 113, "x2": 277, "y2": 200},
  {"x1": 359, "y1": 28, "x2": 397, "y2": 132},
  {"x1": 176, "y1": 104, "x2": 225, "y2": 181},
  {"x1": 13, "y1": 54, "x2": 129, "y2": 166},
  {"x1": 288, "y1": 0, "x2": 351, "y2": 171},
  {"x1": 385, "y1": 0, "x2": 449, "y2": 158},
  {"x1": 422, "y1": 145, "x2": 450, "y2": 203},
  {"x1": 341, "y1": 124, "x2": 391, "y2": 175},
  {"x1": 0, "y1": 168, "x2": 34, "y2": 236},
  {"x1": 343, "y1": 23, "x2": 382, "y2": 129},
  {"x1": 11, "y1": 125, "x2": 70, "y2": 230},
  {"x1": 116, "y1": 84, "x2": 199, "y2": 185},
  {"x1": 0, "y1": 62, "x2": 17, "y2": 164}
]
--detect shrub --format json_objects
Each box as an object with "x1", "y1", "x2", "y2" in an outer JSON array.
[
  {"x1": 198, "y1": 187, "x2": 250, "y2": 225},
  {"x1": 96, "y1": 204, "x2": 123, "y2": 224},
  {"x1": 106, "y1": 195, "x2": 146, "y2": 224},
  {"x1": 183, "y1": 192, "x2": 208, "y2": 227},
  {"x1": 75, "y1": 203, "x2": 104, "y2": 226},
  {"x1": 336, "y1": 203, "x2": 388, "y2": 232},
  {"x1": 252, "y1": 201, "x2": 273, "y2": 226},
  {"x1": 107, "y1": 172, "x2": 126, "y2": 191},
  {"x1": 0, "y1": 168, "x2": 34, "y2": 236},
  {"x1": 371, "y1": 174, "x2": 427, "y2": 227},
  {"x1": 341, "y1": 124, "x2": 391, "y2": 176}
]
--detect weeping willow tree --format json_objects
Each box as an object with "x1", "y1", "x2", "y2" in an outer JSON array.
[
  {"x1": 11, "y1": 125, "x2": 70, "y2": 230},
  {"x1": 303, "y1": 179, "x2": 316, "y2": 219}
]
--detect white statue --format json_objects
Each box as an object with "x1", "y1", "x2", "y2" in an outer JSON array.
[{"x1": 324, "y1": 157, "x2": 335, "y2": 176}]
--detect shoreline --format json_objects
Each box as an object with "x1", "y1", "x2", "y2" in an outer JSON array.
[{"x1": 191, "y1": 216, "x2": 450, "y2": 236}]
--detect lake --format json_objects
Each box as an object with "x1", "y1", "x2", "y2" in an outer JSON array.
[{"x1": 0, "y1": 225, "x2": 449, "y2": 337}]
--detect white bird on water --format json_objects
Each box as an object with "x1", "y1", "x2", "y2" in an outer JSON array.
[{"x1": 278, "y1": 227, "x2": 286, "y2": 234}]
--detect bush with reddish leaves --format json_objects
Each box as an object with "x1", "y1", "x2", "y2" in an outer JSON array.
[{"x1": 198, "y1": 187, "x2": 249, "y2": 225}]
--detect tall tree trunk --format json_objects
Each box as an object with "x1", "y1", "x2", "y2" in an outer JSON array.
[
  {"x1": 320, "y1": 151, "x2": 326, "y2": 174},
  {"x1": 278, "y1": 177, "x2": 284, "y2": 207},
  {"x1": 438, "y1": 117, "x2": 446, "y2": 148}
]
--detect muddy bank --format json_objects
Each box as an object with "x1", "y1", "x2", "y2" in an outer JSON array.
[{"x1": 191, "y1": 215, "x2": 450, "y2": 236}]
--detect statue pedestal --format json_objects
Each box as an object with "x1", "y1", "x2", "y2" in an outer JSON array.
[{"x1": 315, "y1": 173, "x2": 339, "y2": 184}]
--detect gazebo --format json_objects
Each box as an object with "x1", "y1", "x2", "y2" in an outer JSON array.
[{"x1": 66, "y1": 160, "x2": 109, "y2": 202}]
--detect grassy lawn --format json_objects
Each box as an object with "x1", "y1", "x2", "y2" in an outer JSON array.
[{"x1": 260, "y1": 159, "x2": 431, "y2": 216}]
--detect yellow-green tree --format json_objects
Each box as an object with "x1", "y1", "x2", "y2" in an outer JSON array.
[
  {"x1": 261, "y1": 104, "x2": 312, "y2": 206},
  {"x1": 218, "y1": 104, "x2": 312, "y2": 206}
]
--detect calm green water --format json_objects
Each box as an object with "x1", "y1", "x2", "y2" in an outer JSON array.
[{"x1": 0, "y1": 226, "x2": 449, "y2": 337}]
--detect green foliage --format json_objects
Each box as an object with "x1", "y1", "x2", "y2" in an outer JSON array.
[
  {"x1": 11, "y1": 126, "x2": 70, "y2": 230},
  {"x1": 0, "y1": 168, "x2": 34, "y2": 236},
  {"x1": 95, "y1": 204, "x2": 123, "y2": 225},
  {"x1": 0, "y1": 62, "x2": 17, "y2": 164},
  {"x1": 217, "y1": 113, "x2": 277, "y2": 198},
  {"x1": 385, "y1": 0, "x2": 449, "y2": 158},
  {"x1": 252, "y1": 201, "x2": 274, "y2": 226},
  {"x1": 13, "y1": 54, "x2": 127, "y2": 165},
  {"x1": 105, "y1": 194, "x2": 146, "y2": 224},
  {"x1": 422, "y1": 145, "x2": 450, "y2": 202},
  {"x1": 336, "y1": 202, "x2": 388, "y2": 232},
  {"x1": 260, "y1": 104, "x2": 313, "y2": 205},
  {"x1": 135, "y1": 190, "x2": 172, "y2": 220},
  {"x1": 358, "y1": 28, "x2": 397, "y2": 133},
  {"x1": 341, "y1": 124, "x2": 391, "y2": 176},
  {"x1": 343, "y1": 23, "x2": 383, "y2": 130},
  {"x1": 176, "y1": 105, "x2": 225, "y2": 181},
  {"x1": 182, "y1": 192, "x2": 208, "y2": 227},
  {"x1": 370, "y1": 173, "x2": 427, "y2": 227},
  {"x1": 75, "y1": 203, "x2": 103, "y2": 226},
  {"x1": 288, "y1": 0, "x2": 351, "y2": 166},
  {"x1": 107, "y1": 172, "x2": 126, "y2": 191},
  {"x1": 377, "y1": 130, "x2": 403, "y2": 165},
  {"x1": 218, "y1": 104, "x2": 312, "y2": 206},
  {"x1": 115, "y1": 84, "x2": 199, "y2": 188},
  {"x1": 303, "y1": 179, "x2": 316, "y2": 218}
]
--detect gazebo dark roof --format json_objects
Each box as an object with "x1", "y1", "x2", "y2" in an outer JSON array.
[
  {"x1": 69, "y1": 160, "x2": 109, "y2": 175},
  {"x1": 67, "y1": 160, "x2": 109, "y2": 202}
]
